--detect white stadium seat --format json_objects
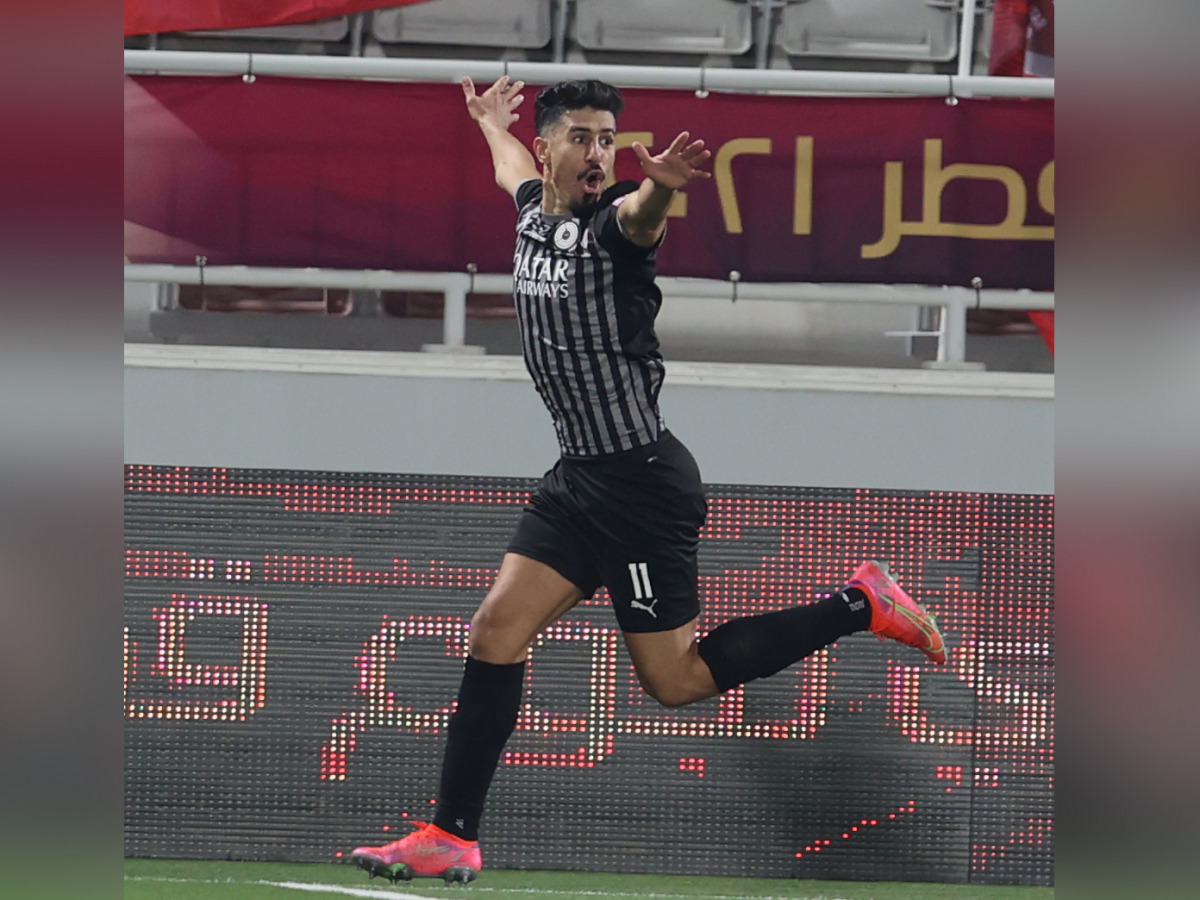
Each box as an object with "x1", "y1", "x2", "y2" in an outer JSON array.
[
  {"x1": 573, "y1": 0, "x2": 752, "y2": 55},
  {"x1": 778, "y1": 0, "x2": 959, "y2": 62},
  {"x1": 184, "y1": 17, "x2": 350, "y2": 41},
  {"x1": 372, "y1": 0, "x2": 552, "y2": 49}
]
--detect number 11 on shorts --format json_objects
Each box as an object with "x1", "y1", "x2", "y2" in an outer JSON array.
[{"x1": 628, "y1": 562, "x2": 654, "y2": 600}]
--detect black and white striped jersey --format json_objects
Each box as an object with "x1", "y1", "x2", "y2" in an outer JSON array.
[{"x1": 511, "y1": 178, "x2": 667, "y2": 458}]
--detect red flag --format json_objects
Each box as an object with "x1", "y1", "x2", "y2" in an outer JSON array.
[
  {"x1": 988, "y1": 0, "x2": 1030, "y2": 77},
  {"x1": 988, "y1": 0, "x2": 1055, "y2": 79},
  {"x1": 1028, "y1": 311, "x2": 1054, "y2": 353},
  {"x1": 989, "y1": 1, "x2": 1055, "y2": 353},
  {"x1": 1023, "y1": 0, "x2": 1055, "y2": 77},
  {"x1": 125, "y1": 1, "x2": 431, "y2": 37}
]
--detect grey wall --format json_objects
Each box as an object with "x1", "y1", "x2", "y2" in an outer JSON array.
[{"x1": 124, "y1": 346, "x2": 1053, "y2": 494}]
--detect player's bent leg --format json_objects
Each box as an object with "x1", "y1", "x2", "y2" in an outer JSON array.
[
  {"x1": 468, "y1": 552, "x2": 585, "y2": 662},
  {"x1": 623, "y1": 617, "x2": 718, "y2": 708}
]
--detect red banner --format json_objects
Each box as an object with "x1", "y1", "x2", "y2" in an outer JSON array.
[
  {"x1": 124, "y1": 76, "x2": 1053, "y2": 289},
  {"x1": 124, "y1": 1, "x2": 424, "y2": 36}
]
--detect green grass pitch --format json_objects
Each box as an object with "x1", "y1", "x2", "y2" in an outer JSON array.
[{"x1": 124, "y1": 859, "x2": 1052, "y2": 900}]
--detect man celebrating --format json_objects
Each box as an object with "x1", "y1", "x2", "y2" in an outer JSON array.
[{"x1": 349, "y1": 77, "x2": 945, "y2": 885}]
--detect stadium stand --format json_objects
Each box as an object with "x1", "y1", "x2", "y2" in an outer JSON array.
[
  {"x1": 124, "y1": 0, "x2": 987, "y2": 70},
  {"x1": 123, "y1": 1, "x2": 1054, "y2": 373}
]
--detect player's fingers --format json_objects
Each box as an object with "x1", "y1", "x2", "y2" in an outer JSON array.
[
  {"x1": 667, "y1": 131, "x2": 690, "y2": 153},
  {"x1": 461, "y1": 77, "x2": 476, "y2": 99}
]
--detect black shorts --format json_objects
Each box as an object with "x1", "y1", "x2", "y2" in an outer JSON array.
[{"x1": 507, "y1": 430, "x2": 708, "y2": 633}]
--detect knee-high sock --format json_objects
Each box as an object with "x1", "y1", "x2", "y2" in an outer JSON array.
[
  {"x1": 432, "y1": 656, "x2": 525, "y2": 842},
  {"x1": 697, "y1": 590, "x2": 870, "y2": 693}
]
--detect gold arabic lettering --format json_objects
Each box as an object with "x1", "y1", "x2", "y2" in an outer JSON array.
[
  {"x1": 715, "y1": 137, "x2": 772, "y2": 234},
  {"x1": 862, "y1": 139, "x2": 1054, "y2": 259}
]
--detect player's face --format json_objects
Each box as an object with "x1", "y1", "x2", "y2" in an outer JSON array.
[{"x1": 535, "y1": 108, "x2": 617, "y2": 217}]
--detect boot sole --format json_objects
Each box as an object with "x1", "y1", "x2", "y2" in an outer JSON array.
[{"x1": 351, "y1": 854, "x2": 479, "y2": 885}]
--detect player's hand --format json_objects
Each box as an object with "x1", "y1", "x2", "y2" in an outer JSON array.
[
  {"x1": 462, "y1": 75, "x2": 526, "y2": 131},
  {"x1": 632, "y1": 132, "x2": 712, "y2": 191}
]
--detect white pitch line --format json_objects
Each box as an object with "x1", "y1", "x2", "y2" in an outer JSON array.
[
  {"x1": 261, "y1": 883, "x2": 860, "y2": 900},
  {"x1": 126, "y1": 875, "x2": 864, "y2": 900},
  {"x1": 483, "y1": 893, "x2": 863, "y2": 900},
  {"x1": 451, "y1": 888, "x2": 859, "y2": 900},
  {"x1": 261, "y1": 882, "x2": 431, "y2": 899}
]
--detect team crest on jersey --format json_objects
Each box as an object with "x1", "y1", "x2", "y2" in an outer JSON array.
[{"x1": 553, "y1": 220, "x2": 580, "y2": 251}]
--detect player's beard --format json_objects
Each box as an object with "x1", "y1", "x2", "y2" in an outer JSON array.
[
  {"x1": 568, "y1": 167, "x2": 605, "y2": 218},
  {"x1": 567, "y1": 193, "x2": 599, "y2": 218}
]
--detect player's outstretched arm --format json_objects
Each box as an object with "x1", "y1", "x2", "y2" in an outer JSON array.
[
  {"x1": 462, "y1": 75, "x2": 541, "y2": 197},
  {"x1": 618, "y1": 131, "x2": 712, "y2": 248}
]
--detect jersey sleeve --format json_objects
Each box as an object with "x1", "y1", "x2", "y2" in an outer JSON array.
[
  {"x1": 593, "y1": 181, "x2": 663, "y2": 257},
  {"x1": 514, "y1": 178, "x2": 542, "y2": 210}
]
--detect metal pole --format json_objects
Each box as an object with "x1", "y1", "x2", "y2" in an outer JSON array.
[
  {"x1": 552, "y1": 0, "x2": 571, "y2": 63},
  {"x1": 957, "y1": 0, "x2": 979, "y2": 78},
  {"x1": 123, "y1": 50, "x2": 1054, "y2": 99},
  {"x1": 932, "y1": 298, "x2": 974, "y2": 368},
  {"x1": 421, "y1": 273, "x2": 484, "y2": 355},
  {"x1": 349, "y1": 12, "x2": 364, "y2": 58},
  {"x1": 754, "y1": 0, "x2": 770, "y2": 69},
  {"x1": 442, "y1": 273, "x2": 468, "y2": 348}
]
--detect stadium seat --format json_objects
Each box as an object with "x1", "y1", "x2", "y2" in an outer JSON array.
[
  {"x1": 183, "y1": 16, "x2": 351, "y2": 42},
  {"x1": 371, "y1": 0, "x2": 553, "y2": 49},
  {"x1": 777, "y1": 0, "x2": 959, "y2": 62},
  {"x1": 573, "y1": 0, "x2": 753, "y2": 55}
]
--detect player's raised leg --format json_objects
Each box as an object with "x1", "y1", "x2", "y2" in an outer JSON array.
[
  {"x1": 848, "y1": 560, "x2": 946, "y2": 664},
  {"x1": 627, "y1": 561, "x2": 945, "y2": 707}
]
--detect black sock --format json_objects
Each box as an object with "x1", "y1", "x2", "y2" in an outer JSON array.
[
  {"x1": 840, "y1": 586, "x2": 872, "y2": 630},
  {"x1": 432, "y1": 656, "x2": 525, "y2": 842},
  {"x1": 697, "y1": 589, "x2": 871, "y2": 693}
]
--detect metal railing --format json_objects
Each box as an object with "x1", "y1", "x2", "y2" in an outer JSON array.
[
  {"x1": 124, "y1": 264, "x2": 1052, "y2": 369},
  {"x1": 123, "y1": 50, "x2": 1052, "y2": 100}
]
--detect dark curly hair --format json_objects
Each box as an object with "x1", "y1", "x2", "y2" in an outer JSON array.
[{"x1": 534, "y1": 80, "x2": 625, "y2": 136}]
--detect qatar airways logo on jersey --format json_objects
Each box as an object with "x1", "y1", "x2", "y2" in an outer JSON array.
[{"x1": 513, "y1": 249, "x2": 572, "y2": 300}]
